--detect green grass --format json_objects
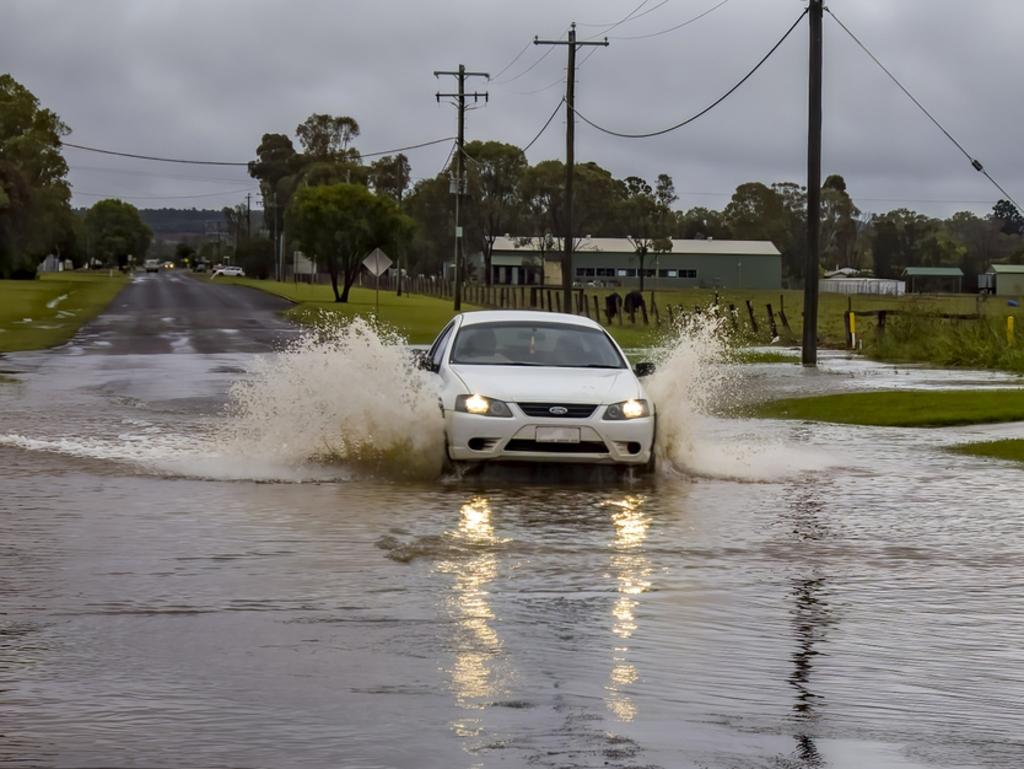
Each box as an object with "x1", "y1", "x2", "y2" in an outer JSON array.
[
  {"x1": 950, "y1": 439, "x2": 1024, "y2": 464},
  {"x1": 0, "y1": 272, "x2": 128, "y2": 352},
  {"x1": 223, "y1": 277, "x2": 483, "y2": 344},
  {"x1": 225, "y1": 277, "x2": 1024, "y2": 370},
  {"x1": 732, "y1": 350, "x2": 799, "y2": 364},
  {"x1": 750, "y1": 390, "x2": 1024, "y2": 427}
]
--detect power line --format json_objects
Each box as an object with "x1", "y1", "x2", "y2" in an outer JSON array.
[
  {"x1": 582, "y1": 0, "x2": 651, "y2": 39},
  {"x1": 61, "y1": 137, "x2": 456, "y2": 167},
  {"x1": 826, "y1": 8, "x2": 1023, "y2": 214},
  {"x1": 513, "y1": 76, "x2": 565, "y2": 96},
  {"x1": 63, "y1": 142, "x2": 249, "y2": 166},
  {"x1": 491, "y1": 44, "x2": 557, "y2": 85},
  {"x1": 573, "y1": 9, "x2": 806, "y2": 139},
  {"x1": 609, "y1": 0, "x2": 730, "y2": 40},
  {"x1": 577, "y1": 0, "x2": 671, "y2": 28},
  {"x1": 522, "y1": 98, "x2": 567, "y2": 153},
  {"x1": 491, "y1": 39, "x2": 533, "y2": 81}
]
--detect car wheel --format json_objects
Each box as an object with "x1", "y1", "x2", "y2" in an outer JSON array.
[{"x1": 641, "y1": 416, "x2": 658, "y2": 476}]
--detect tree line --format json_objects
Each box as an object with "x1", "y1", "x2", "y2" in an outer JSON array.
[{"x1": 4, "y1": 72, "x2": 1022, "y2": 291}]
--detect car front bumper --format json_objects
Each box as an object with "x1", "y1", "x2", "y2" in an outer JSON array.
[{"x1": 445, "y1": 407, "x2": 654, "y2": 465}]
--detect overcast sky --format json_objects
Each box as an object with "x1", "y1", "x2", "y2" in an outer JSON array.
[{"x1": 4, "y1": 0, "x2": 1021, "y2": 220}]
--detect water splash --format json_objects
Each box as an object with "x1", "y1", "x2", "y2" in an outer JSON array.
[
  {"x1": 219, "y1": 317, "x2": 445, "y2": 479},
  {"x1": 647, "y1": 315, "x2": 834, "y2": 482}
]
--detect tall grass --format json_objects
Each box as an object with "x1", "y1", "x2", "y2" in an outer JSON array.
[{"x1": 865, "y1": 310, "x2": 1024, "y2": 373}]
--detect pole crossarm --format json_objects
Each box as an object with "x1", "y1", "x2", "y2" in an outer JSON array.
[
  {"x1": 434, "y1": 65, "x2": 489, "y2": 310},
  {"x1": 533, "y1": 22, "x2": 608, "y2": 314}
]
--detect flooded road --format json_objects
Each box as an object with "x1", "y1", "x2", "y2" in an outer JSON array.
[{"x1": 2, "y1": 274, "x2": 1023, "y2": 768}]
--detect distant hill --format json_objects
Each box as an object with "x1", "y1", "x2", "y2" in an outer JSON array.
[{"x1": 138, "y1": 208, "x2": 229, "y2": 240}]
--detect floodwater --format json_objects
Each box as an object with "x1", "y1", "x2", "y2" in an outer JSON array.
[{"x1": 3, "y1": 307, "x2": 1024, "y2": 767}]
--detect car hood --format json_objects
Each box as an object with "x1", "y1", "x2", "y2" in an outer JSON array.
[{"x1": 449, "y1": 365, "x2": 642, "y2": 404}]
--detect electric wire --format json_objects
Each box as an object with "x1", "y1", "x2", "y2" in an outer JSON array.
[
  {"x1": 61, "y1": 137, "x2": 456, "y2": 167},
  {"x1": 513, "y1": 76, "x2": 565, "y2": 96},
  {"x1": 582, "y1": 0, "x2": 651, "y2": 39},
  {"x1": 491, "y1": 44, "x2": 557, "y2": 85},
  {"x1": 827, "y1": 8, "x2": 1023, "y2": 213},
  {"x1": 609, "y1": 0, "x2": 730, "y2": 40},
  {"x1": 577, "y1": 0, "x2": 671, "y2": 28},
  {"x1": 573, "y1": 9, "x2": 806, "y2": 139},
  {"x1": 522, "y1": 98, "x2": 566, "y2": 154},
  {"x1": 491, "y1": 39, "x2": 534, "y2": 82}
]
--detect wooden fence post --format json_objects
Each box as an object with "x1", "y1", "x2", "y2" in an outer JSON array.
[
  {"x1": 728, "y1": 303, "x2": 738, "y2": 331},
  {"x1": 745, "y1": 300, "x2": 759, "y2": 334},
  {"x1": 766, "y1": 304, "x2": 778, "y2": 340},
  {"x1": 593, "y1": 295, "x2": 600, "y2": 322},
  {"x1": 877, "y1": 310, "x2": 887, "y2": 339}
]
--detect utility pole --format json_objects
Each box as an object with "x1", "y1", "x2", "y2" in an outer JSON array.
[
  {"x1": 245, "y1": 193, "x2": 252, "y2": 240},
  {"x1": 802, "y1": 0, "x2": 824, "y2": 366},
  {"x1": 535, "y1": 23, "x2": 608, "y2": 314},
  {"x1": 435, "y1": 64, "x2": 488, "y2": 311}
]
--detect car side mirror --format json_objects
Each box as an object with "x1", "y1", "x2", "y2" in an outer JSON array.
[
  {"x1": 412, "y1": 349, "x2": 439, "y2": 373},
  {"x1": 634, "y1": 361, "x2": 656, "y2": 378}
]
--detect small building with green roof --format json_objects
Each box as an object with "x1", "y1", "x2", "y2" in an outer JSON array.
[
  {"x1": 902, "y1": 266, "x2": 963, "y2": 294},
  {"x1": 985, "y1": 264, "x2": 1024, "y2": 297}
]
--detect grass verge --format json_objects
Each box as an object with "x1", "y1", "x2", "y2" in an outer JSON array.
[
  {"x1": 949, "y1": 439, "x2": 1024, "y2": 464},
  {"x1": 750, "y1": 390, "x2": 1024, "y2": 427},
  {"x1": 222, "y1": 277, "x2": 483, "y2": 345},
  {"x1": 0, "y1": 272, "x2": 128, "y2": 352}
]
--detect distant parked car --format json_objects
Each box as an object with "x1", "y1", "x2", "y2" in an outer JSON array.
[
  {"x1": 143, "y1": 258, "x2": 161, "y2": 273},
  {"x1": 193, "y1": 261, "x2": 209, "y2": 273},
  {"x1": 211, "y1": 265, "x2": 245, "y2": 278}
]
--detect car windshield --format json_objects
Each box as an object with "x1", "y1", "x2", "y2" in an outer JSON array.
[{"x1": 450, "y1": 321, "x2": 626, "y2": 368}]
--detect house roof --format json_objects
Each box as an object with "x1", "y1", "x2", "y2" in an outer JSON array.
[
  {"x1": 902, "y1": 267, "x2": 964, "y2": 277},
  {"x1": 988, "y1": 264, "x2": 1024, "y2": 274},
  {"x1": 489, "y1": 236, "x2": 781, "y2": 257}
]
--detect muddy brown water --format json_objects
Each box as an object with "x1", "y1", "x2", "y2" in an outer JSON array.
[{"x1": 2, "y1": 274, "x2": 1023, "y2": 768}]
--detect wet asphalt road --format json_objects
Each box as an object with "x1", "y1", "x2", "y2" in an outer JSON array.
[{"x1": 72, "y1": 271, "x2": 297, "y2": 354}]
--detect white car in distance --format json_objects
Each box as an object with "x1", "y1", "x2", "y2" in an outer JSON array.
[
  {"x1": 211, "y1": 265, "x2": 245, "y2": 278},
  {"x1": 419, "y1": 310, "x2": 656, "y2": 472}
]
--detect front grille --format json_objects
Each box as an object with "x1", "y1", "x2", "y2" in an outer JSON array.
[
  {"x1": 505, "y1": 439, "x2": 608, "y2": 454},
  {"x1": 517, "y1": 403, "x2": 597, "y2": 419}
]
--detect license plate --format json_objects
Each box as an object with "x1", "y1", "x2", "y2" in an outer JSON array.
[{"x1": 535, "y1": 427, "x2": 580, "y2": 443}]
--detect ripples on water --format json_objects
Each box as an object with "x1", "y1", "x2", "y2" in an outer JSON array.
[{"x1": 2, "y1": 327, "x2": 1024, "y2": 767}]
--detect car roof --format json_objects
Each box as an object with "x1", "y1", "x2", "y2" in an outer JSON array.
[{"x1": 458, "y1": 310, "x2": 603, "y2": 330}]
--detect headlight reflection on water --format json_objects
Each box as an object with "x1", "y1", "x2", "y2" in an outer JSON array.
[
  {"x1": 438, "y1": 497, "x2": 510, "y2": 714},
  {"x1": 604, "y1": 495, "x2": 653, "y2": 723}
]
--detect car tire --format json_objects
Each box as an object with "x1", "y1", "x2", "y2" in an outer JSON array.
[{"x1": 641, "y1": 416, "x2": 658, "y2": 476}]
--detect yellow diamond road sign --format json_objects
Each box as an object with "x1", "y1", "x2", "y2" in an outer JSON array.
[{"x1": 362, "y1": 248, "x2": 392, "y2": 277}]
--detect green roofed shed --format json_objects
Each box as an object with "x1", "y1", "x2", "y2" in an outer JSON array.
[
  {"x1": 902, "y1": 266, "x2": 963, "y2": 293},
  {"x1": 987, "y1": 264, "x2": 1024, "y2": 296}
]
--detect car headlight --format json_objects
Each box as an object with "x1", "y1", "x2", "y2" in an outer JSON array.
[
  {"x1": 603, "y1": 399, "x2": 649, "y2": 420},
  {"x1": 455, "y1": 393, "x2": 513, "y2": 418}
]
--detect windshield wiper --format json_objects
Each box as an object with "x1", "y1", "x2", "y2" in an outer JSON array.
[{"x1": 580, "y1": 364, "x2": 624, "y2": 369}]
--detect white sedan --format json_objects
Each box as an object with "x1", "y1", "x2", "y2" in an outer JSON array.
[
  {"x1": 420, "y1": 310, "x2": 656, "y2": 471},
  {"x1": 211, "y1": 265, "x2": 245, "y2": 278}
]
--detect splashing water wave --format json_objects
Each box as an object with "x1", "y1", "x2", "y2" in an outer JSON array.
[
  {"x1": 219, "y1": 318, "x2": 445, "y2": 479},
  {"x1": 0, "y1": 315, "x2": 829, "y2": 483},
  {"x1": 647, "y1": 315, "x2": 834, "y2": 482}
]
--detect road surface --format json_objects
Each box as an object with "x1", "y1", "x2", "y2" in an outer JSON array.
[{"x1": 70, "y1": 270, "x2": 297, "y2": 354}]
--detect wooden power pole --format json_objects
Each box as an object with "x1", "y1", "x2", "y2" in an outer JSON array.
[
  {"x1": 802, "y1": 0, "x2": 824, "y2": 366},
  {"x1": 535, "y1": 23, "x2": 608, "y2": 314},
  {"x1": 435, "y1": 65, "x2": 488, "y2": 311}
]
